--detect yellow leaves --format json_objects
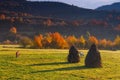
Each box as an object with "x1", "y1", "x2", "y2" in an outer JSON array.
[
  {"x1": 114, "y1": 35, "x2": 120, "y2": 46},
  {"x1": 79, "y1": 36, "x2": 85, "y2": 45},
  {"x1": 32, "y1": 33, "x2": 120, "y2": 49},
  {"x1": 45, "y1": 34, "x2": 52, "y2": 43},
  {"x1": 99, "y1": 39, "x2": 107, "y2": 47}
]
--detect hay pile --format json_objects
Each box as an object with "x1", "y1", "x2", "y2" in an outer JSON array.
[
  {"x1": 85, "y1": 44, "x2": 102, "y2": 68},
  {"x1": 68, "y1": 46, "x2": 80, "y2": 63}
]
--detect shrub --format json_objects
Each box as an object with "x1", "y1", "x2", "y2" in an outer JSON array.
[{"x1": 19, "y1": 36, "x2": 33, "y2": 48}]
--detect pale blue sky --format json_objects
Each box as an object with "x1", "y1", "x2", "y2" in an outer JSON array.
[{"x1": 28, "y1": 0, "x2": 120, "y2": 9}]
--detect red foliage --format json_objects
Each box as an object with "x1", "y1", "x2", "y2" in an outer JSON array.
[
  {"x1": 114, "y1": 24, "x2": 120, "y2": 31},
  {"x1": 89, "y1": 19, "x2": 108, "y2": 27},
  {"x1": 0, "y1": 14, "x2": 6, "y2": 20},
  {"x1": 10, "y1": 27, "x2": 17, "y2": 34}
]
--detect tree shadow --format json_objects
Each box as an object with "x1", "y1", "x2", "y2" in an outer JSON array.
[
  {"x1": 29, "y1": 62, "x2": 69, "y2": 66},
  {"x1": 31, "y1": 66, "x2": 89, "y2": 73}
]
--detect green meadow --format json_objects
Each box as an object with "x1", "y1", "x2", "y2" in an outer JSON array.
[{"x1": 0, "y1": 45, "x2": 120, "y2": 80}]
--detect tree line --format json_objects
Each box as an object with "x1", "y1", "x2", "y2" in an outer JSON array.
[
  {"x1": 2, "y1": 27, "x2": 120, "y2": 50},
  {"x1": 18, "y1": 32, "x2": 120, "y2": 50}
]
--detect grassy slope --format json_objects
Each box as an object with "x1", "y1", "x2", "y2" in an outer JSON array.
[{"x1": 0, "y1": 45, "x2": 120, "y2": 80}]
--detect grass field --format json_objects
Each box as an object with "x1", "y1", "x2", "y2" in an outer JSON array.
[{"x1": 0, "y1": 45, "x2": 120, "y2": 80}]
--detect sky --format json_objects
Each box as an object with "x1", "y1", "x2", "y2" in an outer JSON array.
[{"x1": 28, "y1": 0, "x2": 120, "y2": 9}]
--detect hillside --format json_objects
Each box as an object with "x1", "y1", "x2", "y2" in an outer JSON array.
[
  {"x1": 0, "y1": 0, "x2": 120, "y2": 42},
  {"x1": 96, "y1": 2, "x2": 120, "y2": 12},
  {"x1": 0, "y1": 0, "x2": 95, "y2": 19}
]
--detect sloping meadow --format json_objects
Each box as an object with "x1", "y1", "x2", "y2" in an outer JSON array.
[{"x1": 0, "y1": 46, "x2": 120, "y2": 80}]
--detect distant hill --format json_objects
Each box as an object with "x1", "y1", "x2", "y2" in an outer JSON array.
[
  {"x1": 0, "y1": 0, "x2": 105, "y2": 20},
  {"x1": 0, "y1": 0, "x2": 120, "y2": 41},
  {"x1": 96, "y1": 2, "x2": 120, "y2": 12}
]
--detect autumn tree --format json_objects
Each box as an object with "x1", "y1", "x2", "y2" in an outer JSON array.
[
  {"x1": 42, "y1": 33, "x2": 52, "y2": 48},
  {"x1": 86, "y1": 31, "x2": 91, "y2": 39},
  {"x1": 10, "y1": 27, "x2": 17, "y2": 34},
  {"x1": 98, "y1": 38, "x2": 114, "y2": 50},
  {"x1": 77, "y1": 35, "x2": 86, "y2": 49},
  {"x1": 88, "y1": 36, "x2": 98, "y2": 46},
  {"x1": 50, "y1": 32, "x2": 68, "y2": 49},
  {"x1": 0, "y1": 14, "x2": 5, "y2": 20},
  {"x1": 34, "y1": 34, "x2": 43, "y2": 48},
  {"x1": 99, "y1": 39, "x2": 107, "y2": 49},
  {"x1": 114, "y1": 35, "x2": 120, "y2": 49},
  {"x1": 32, "y1": 32, "x2": 68, "y2": 49},
  {"x1": 19, "y1": 36, "x2": 33, "y2": 48},
  {"x1": 66, "y1": 35, "x2": 77, "y2": 46},
  {"x1": 106, "y1": 40, "x2": 114, "y2": 49},
  {"x1": 7, "y1": 27, "x2": 18, "y2": 42}
]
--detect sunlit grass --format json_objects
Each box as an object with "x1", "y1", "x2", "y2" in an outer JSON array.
[{"x1": 0, "y1": 45, "x2": 120, "y2": 80}]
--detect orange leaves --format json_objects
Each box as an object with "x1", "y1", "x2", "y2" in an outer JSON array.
[
  {"x1": 32, "y1": 32, "x2": 119, "y2": 49},
  {"x1": 42, "y1": 33, "x2": 52, "y2": 48},
  {"x1": 66, "y1": 35, "x2": 77, "y2": 45},
  {"x1": 114, "y1": 35, "x2": 120, "y2": 47},
  {"x1": 50, "y1": 32, "x2": 68, "y2": 49},
  {"x1": 0, "y1": 14, "x2": 5, "y2": 20},
  {"x1": 34, "y1": 34, "x2": 43, "y2": 48},
  {"x1": 34, "y1": 32, "x2": 68, "y2": 49},
  {"x1": 99, "y1": 39, "x2": 107, "y2": 48},
  {"x1": 107, "y1": 40, "x2": 114, "y2": 47},
  {"x1": 89, "y1": 36, "x2": 98, "y2": 45},
  {"x1": 45, "y1": 33, "x2": 52, "y2": 43},
  {"x1": 10, "y1": 27, "x2": 17, "y2": 34}
]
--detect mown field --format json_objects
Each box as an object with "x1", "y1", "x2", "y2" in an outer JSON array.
[{"x1": 0, "y1": 45, "x2": 120, "y2": 80}]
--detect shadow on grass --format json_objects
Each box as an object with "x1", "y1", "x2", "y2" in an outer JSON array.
[
  {"x1": 7, "y1": 77, "x2": 21, "y2": 80},
  {"x1": 31, "y1": 66, "x2": 88, "y2": 73},
  {"x1": 29, "y1": 62, "x2": 69, "y2": 66}
]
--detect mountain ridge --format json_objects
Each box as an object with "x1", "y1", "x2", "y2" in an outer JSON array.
[
  {"x1": 0, "y1": 0, "x2": 120, "y2": 41},
  {"x1": 96, "y1": 2, "x2": 120, "y2": 12}
]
